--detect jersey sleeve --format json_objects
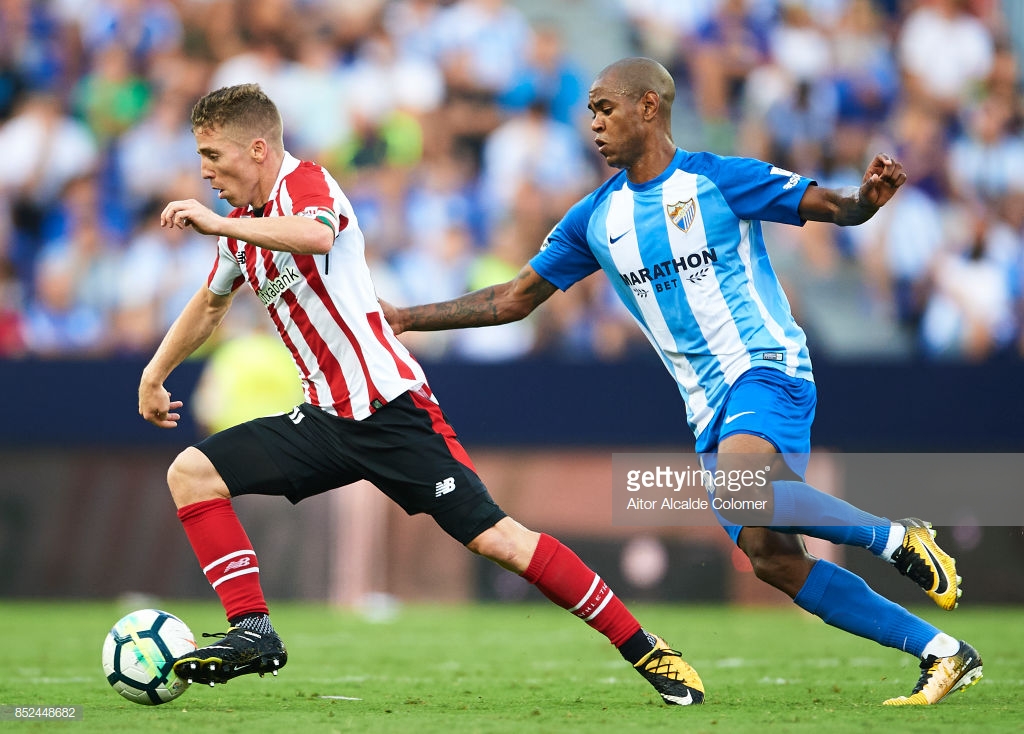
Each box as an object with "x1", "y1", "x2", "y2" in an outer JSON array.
[
  {"x1": 206, "y1": 236, "x2": 245, "y2": 295},
  {"x1": 708, "y1": 155, "x2": 814, "y2": 225},
  {"x1": 284, "y1": 163, "x2": 348, "y2": 239},
  {"x1": 529, "y1": 196, "x2": 600, "y2": 291}
]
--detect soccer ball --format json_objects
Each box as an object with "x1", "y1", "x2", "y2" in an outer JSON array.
[{"x1": 102, "y1": 609, "x2": 196, "y2": 705}]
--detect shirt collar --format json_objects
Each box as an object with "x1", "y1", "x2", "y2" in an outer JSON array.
[
  {"x1": 247, "y1": 151, "x2": 300, "y2": 215},
  {"x1": 625, "y1": 148, "x2": 685, "y2": 193}
]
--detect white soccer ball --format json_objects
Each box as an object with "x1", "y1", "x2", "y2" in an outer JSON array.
[{"x1": 102, "y1": 609, "x2": 196, "y2": 705}]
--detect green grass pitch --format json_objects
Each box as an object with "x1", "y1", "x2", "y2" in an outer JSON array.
[{"x1": 1, "y1": 600, "x2": 1020, "y2": 733}]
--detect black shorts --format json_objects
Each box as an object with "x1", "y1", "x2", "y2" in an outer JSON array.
[{"x1": 194, "y1": 390, "x2": 506, "y2": 545}]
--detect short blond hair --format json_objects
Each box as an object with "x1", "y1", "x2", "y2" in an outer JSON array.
[{"x1": 191, "y1": 83, "x2": 283, "y2": 148}]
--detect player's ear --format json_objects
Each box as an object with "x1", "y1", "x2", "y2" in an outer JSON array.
[
  {"x1": 251, "y1": 138, "x2": 268, "y2": 162},
  {"x1": 640, "y1": 90, "x2": 659, "y2": 122}
]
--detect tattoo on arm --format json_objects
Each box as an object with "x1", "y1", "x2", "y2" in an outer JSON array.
[
  {"x1": 402, "y1": 288, "x2": 504, "y2": 331},
  {"x1": 402, "y1": 270, "x2": 555, "y2": 331}
]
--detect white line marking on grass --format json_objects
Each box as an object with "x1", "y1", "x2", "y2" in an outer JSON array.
[
  {"x1": 318, "y1": 696, "x2": 363, "y2": 700},
  {"x1": 714, "y1": 657, "x2": 746, "y2": 668}
]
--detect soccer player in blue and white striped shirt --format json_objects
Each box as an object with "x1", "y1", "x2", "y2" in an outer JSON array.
[{"x1": 385, "y1": 57, "x2": 982, "y2": 705}]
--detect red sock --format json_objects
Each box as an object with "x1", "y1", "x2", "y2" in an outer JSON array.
[
  {"x1": 521, "y1": 533, "x2": 640, "y2": 647},
  {"x1": 177, "y1": 498, "x2": 268, "y2": 620}
]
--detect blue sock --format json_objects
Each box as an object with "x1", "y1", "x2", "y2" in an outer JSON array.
[
  {"x1": 794, "y1": 559, "x2": 938, "y2": 656},
  {"x1": 772, "y1": 480, "x2": 890, "y2": 553}
]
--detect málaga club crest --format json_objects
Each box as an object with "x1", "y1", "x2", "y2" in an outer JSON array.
[{"x1": 667, "y1": 199, "x2": 696, "y2": 232}]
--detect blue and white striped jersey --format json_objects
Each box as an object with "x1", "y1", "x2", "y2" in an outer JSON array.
[{"x1": 530, "y1": 148, "x2": 815, "y2": 440}]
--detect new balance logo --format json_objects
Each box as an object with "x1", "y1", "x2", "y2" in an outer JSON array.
[
  {"x1": 224, "y1": 557, "x2": 252, "y2": 573},
  {"x1": 435, "y1": 477, "x2": 456, "y2": 497}
]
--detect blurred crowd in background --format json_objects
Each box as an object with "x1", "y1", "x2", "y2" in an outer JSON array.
[{"x1": 1, "y1": 0, "x2": 1023, "y2": 364}]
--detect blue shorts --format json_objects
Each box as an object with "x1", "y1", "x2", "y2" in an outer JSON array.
[{"x1": 696, "y1": 367, "x2": 816, "y2": 542}]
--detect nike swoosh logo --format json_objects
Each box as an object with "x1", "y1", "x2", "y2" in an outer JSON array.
[
  {"x1": 724, "y1": 411, "x2": 755, "y2": 424},
  {"x1": 609, "y1": 230, "x2": 632, "y2": 244},
  {"x1": 664, "y1": 691, "x2": 694, "y2": 705},
  {"x1": 920, "y1": 541, "x2": 949, "y2": 595}
]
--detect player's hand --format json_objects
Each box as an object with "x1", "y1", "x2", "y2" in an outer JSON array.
[
  {"x1": 378, "y1": 297, "x2": 405, "y2": 334},
  {"x1": 859, "y1": 153, "x2": 906, "y2": 209},
  {"x1": 161, "y1": 199, "x2": 222, "y2": 235},
  {"x1": 139, "y1": 382, "x2": 183, "y2": 428}
]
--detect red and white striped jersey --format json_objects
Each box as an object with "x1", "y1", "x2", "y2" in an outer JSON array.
[{"x1": 206, "y1": 152, "x2": 428, "y2": 420}]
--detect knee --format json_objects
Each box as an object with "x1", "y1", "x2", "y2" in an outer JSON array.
[
  {"x1": 747, "y1": 551, "x2": 807, "y2": 586},
  {"x1": 741, "y1": 534, "x2": 814, "y2": 591},
  {"x1": 466, "y1": 528, "x2": 512, "y2": 564},
  {"x1": 466, "y1": 518, "x2": 539, "y2": 574},
  {"x1": 167, "y1": 447, "x2": 229, "y2": 508}
]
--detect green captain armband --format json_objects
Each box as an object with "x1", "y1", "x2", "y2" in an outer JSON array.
[{"x1": 315, "y1": 214, "x2": 336, "y2": 234}]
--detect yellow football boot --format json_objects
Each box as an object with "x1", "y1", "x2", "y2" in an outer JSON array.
[
  {"x1": 891, "y1": 518, "x2": 962, "y2": 610},
  {"x1": 633, "y1": 636, "x2": 705, "y2": 706},
  {"x1": 884, "y1": 641, "x2": 983, "y2": 705}
]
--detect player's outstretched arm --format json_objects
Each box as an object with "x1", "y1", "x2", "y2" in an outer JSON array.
[
  {"x1": 161, "y1": 198, "x2": 333, "y2": 255},
  {"x1": 383, "y1": 264, "x2": 557, "y2": 335},
  {"x1": 139, "y1": 286, "x2": 233, "y2": 428},
  {"x1": 798, "y1": 153, "x2": 907, "y2": 226}
]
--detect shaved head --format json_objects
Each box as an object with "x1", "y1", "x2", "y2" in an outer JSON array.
[
  {"x1": 595, "y1": 57, "x2": 675, "y2": 118},
  {"x1": 588, "y1": 57, "x2": 678, "y2": 181}
]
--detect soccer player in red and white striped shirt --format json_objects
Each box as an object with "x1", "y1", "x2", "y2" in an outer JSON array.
[{"x1": 138, "y1": 83, "x2": 703, "y2": 705}]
